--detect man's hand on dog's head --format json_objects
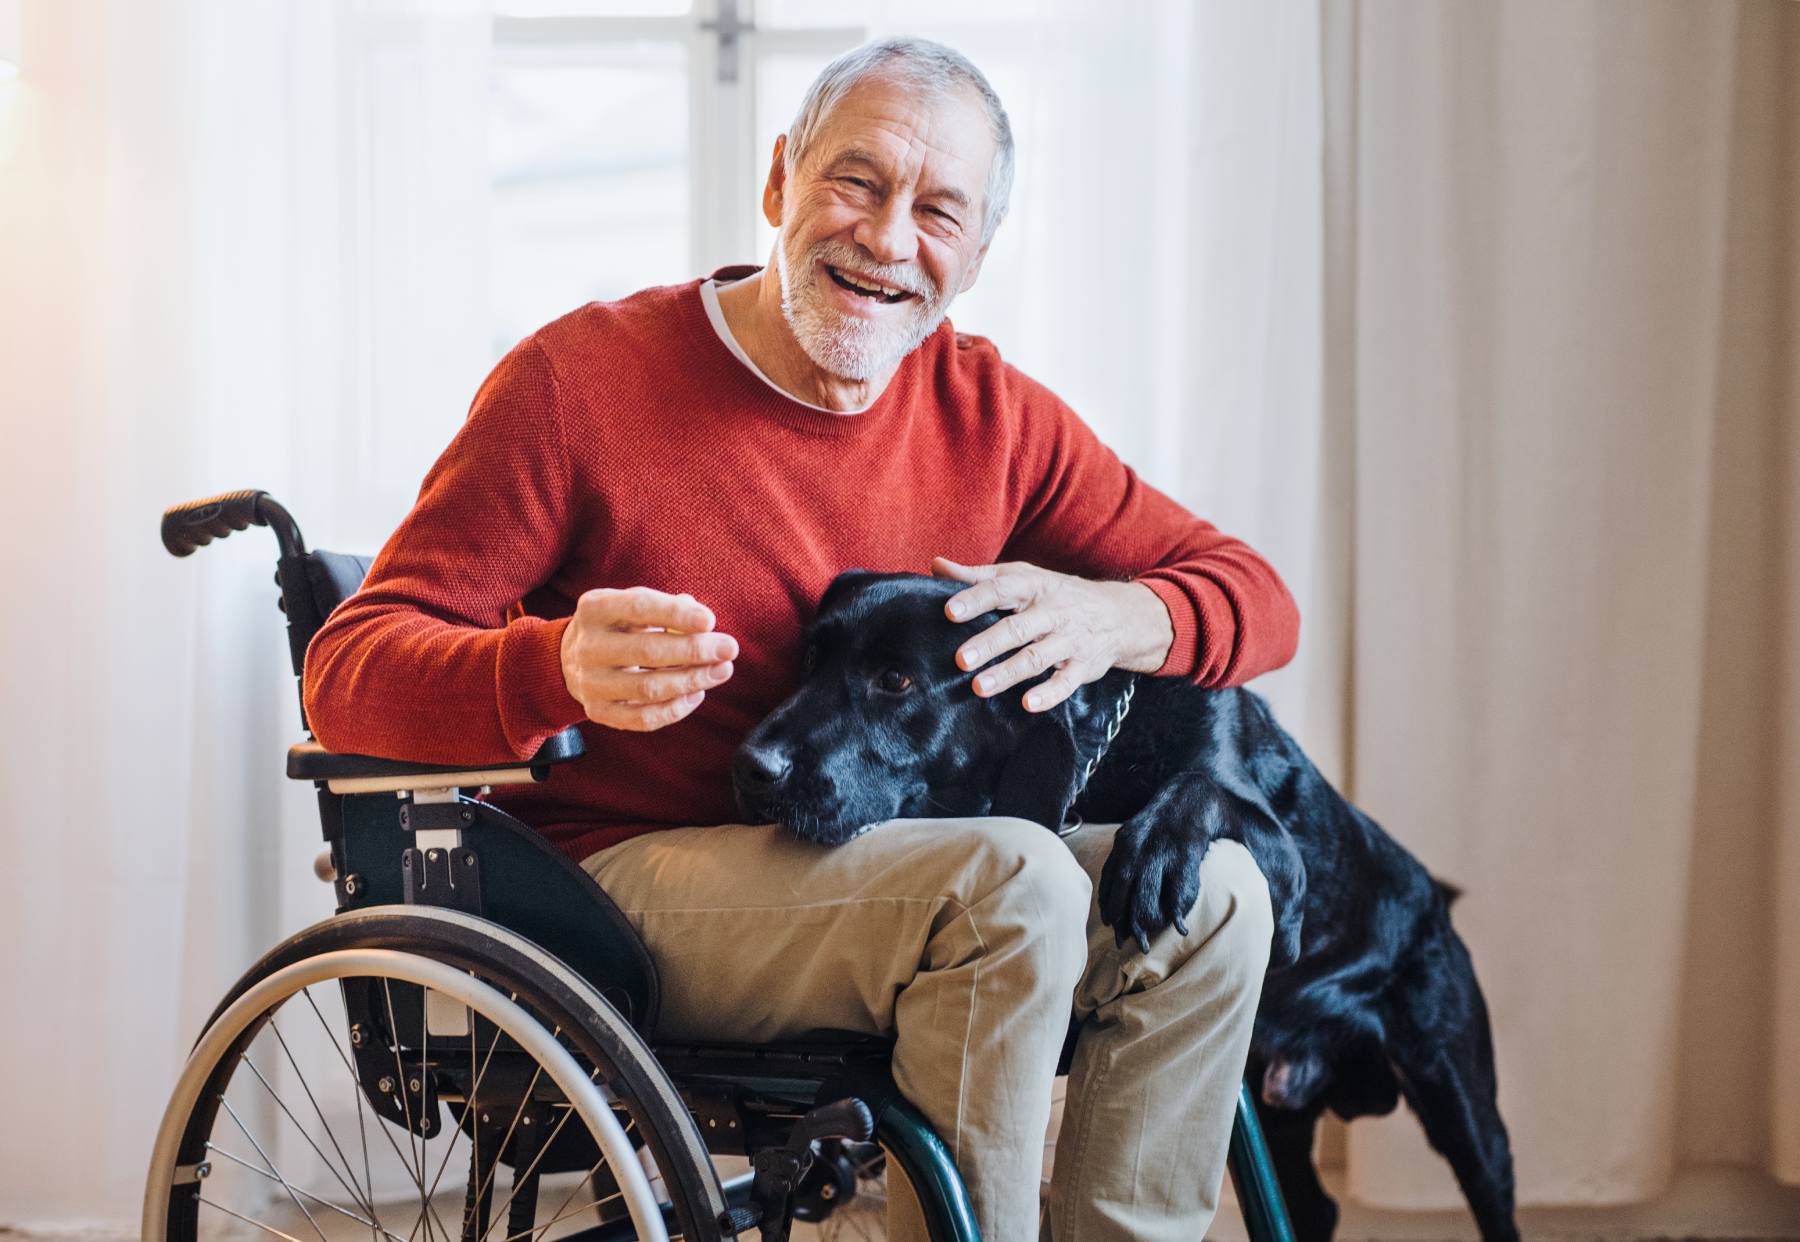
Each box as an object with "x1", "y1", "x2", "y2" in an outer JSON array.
[
  {"x1": 930, "y1": 556, "x2": 1174, "y2": 713},
  {"x1": 560, "y1": 586, "x2": 738, "y2": 733}
]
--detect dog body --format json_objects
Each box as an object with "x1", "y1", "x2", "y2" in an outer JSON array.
[{"x1": 732, "y1": 572, "x2": 1518, "y2": 1242}]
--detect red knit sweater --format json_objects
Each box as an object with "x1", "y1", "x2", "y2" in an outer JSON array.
[{"x1": 302, "y1": 266, "x2": 1300, "y2": 861}]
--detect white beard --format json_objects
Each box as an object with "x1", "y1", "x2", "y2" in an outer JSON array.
[{"x1": 775, "y1": 233, "x2": 952, "y2": 382}]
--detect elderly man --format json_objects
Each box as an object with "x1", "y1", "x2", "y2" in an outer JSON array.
[{"x1": 305, "y1": 35, "x2": 1296, "y2": 1242}]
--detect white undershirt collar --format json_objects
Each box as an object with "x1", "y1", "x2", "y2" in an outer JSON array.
[{"x1": 699, "y1": 275, "x2": 873, "y2": 416}]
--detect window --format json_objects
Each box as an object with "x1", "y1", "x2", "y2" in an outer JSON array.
[{"x1": 488, "y1": 0, "x2": 865, "y2": 354}]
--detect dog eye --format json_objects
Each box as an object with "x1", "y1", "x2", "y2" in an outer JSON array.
[
  {"x1": 801, "y1": 643, "x2": 819, "y2": 675},
  {"x1": 878, "y1": 670, "x2": 914, "y2": 693}
]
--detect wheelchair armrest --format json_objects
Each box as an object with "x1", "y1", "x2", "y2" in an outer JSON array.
[{"x1": 287, "y1": 726, "x2": 585, "y2": 793}]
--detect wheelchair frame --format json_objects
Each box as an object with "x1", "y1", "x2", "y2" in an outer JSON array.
[{"x1": 146, "y1": 489, "x2": 1296, "y2": 1242}]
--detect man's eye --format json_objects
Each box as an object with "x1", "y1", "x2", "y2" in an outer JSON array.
[{"x1": 878, "y1": 670, "x2": 914, "y2": 693}]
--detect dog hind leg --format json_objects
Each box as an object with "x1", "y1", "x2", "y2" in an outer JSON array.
[
  {"x1": 1256, "y1": 1095, "x2": 1339, "y2": 1242},
  {"x1": 1386, "y1": 928, "x2": 1520, "y2": 1242}
]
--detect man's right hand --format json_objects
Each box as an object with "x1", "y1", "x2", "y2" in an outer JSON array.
[{"x1": 560, "y1": 587, "x2": 738, "y2": 732}]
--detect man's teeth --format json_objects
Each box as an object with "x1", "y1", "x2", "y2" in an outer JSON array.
[{"x1": 830, "y1": 265, "x2": 909, "y2": 301}]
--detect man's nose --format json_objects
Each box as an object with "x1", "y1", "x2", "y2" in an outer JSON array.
[
  {"x1": 852, "y1": 196, "x2": 919, "y2": 267},
  {"x1": 734, "y1": 743, "x2": 793, "y2": 789}
]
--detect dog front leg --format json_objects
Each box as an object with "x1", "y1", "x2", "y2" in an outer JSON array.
[{"x1": 1097, "y1": 771, "x2": 1306, "y2": 963}]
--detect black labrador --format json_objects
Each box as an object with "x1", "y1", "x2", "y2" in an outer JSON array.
[{"x1": 731, "y1": 571, "x2": 1518, "y2": 1242}]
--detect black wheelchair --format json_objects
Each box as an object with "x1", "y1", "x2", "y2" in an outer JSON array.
[{"x1": 144, "y1": 490, "x2": 1297, "y2": 1242}]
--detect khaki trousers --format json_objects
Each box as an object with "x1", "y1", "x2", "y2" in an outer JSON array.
[{"x1": 582, "y1": 817, "x2": 1272, "y2": 1242}]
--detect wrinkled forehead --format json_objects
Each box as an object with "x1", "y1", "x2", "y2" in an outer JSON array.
[{"x1": 804, "y1": 76, "x2": 994, "y2": 201}]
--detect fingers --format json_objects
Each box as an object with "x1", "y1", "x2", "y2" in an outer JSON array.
[
  {"x1": 1019, "y1": 663, "x2": 1085, "y2": 713},
  {"x1": 575, "y1": 585, "x2": 717, "y2": 635},
  {"x1": 565, "y1": 657, "x2": 734, "y2": 722},
  {"x1": 612, "y1": 628, "x2": 739, "y2": 669},
  {"x1": 940, "y1": 560, "x2": 1036, "y2": 621},
  {"x1": 968, "y1": 633, "x2": 1073, "y2": 699},
  {"x1": 563, "y1": 586, "x2": 738, "y2": 732},
  {"x1": 929, "y1": 555, "x2": 986, "y2": 584},
  {"x1": 956, "y1": 609, "x2": 1055, "y2": 672},
  {"x1": 603, "y1": 660, "x2": 736, "y2": 704}
]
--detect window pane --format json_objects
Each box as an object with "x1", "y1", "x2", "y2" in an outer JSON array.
[
  {"x1": 757, "y1": 0, "x2": 1045, "y2": 26},
  {"x1": 755, "y1": 0, "x2": 871, "y2": 26},
  {"x1": 496, "y1": 1, "x2": 691, "y2": 15},
  {"x1": 489, "y1": 41, "x2": 690, "y2": 355}
]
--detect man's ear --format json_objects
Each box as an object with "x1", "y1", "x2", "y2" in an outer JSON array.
[
  {"x1": 762, "y1": 135, "x2": 789, "y2": 228},
  {"x1": 989, "y1": 710, "x2": 1082, "y2": 832}
]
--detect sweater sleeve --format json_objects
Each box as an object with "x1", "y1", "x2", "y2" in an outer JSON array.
[
  {"x1": 999, "y1": 371, "x2": 1300, "y2": 688},
  {"x1": 301, "y1": 338, "x2": 589, "y2": 763}
]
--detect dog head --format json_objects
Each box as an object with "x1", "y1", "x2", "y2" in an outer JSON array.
[{"x1": 731, "y1": 570, "x2": 1113, "y2": 844}]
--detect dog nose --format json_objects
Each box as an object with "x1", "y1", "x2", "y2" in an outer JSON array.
[{"x1": 734, "y1": 744, "x2": 792, "y2": 788}]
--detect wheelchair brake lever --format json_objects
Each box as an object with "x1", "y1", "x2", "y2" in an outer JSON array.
[{"x1": 741, "y1": 1097, "x2": 876, "y2": 1242}]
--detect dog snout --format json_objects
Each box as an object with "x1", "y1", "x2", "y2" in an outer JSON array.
[{"x1": 733, "y1": 742, "x2": 793, "y2": 789}]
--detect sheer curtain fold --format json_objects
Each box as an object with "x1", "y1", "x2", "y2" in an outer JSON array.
[
  {"x1": 1332, "y1": 0, "x2": 1800, "y2": 1208},
  {"x1": 0, "y1": 0, "x2": 492, "y2": 1224}
]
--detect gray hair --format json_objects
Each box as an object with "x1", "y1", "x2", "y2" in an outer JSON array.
[{"x1": 783, "y1": 36, "x2": 1015, "y2": 247}]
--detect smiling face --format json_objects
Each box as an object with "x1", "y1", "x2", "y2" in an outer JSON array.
[
  {"x1": 767, "y1": 75, "x2": 997, "y2": 381},
  {"x1": 732, "y1": 573, "x2": 1023, "y2": 844}
]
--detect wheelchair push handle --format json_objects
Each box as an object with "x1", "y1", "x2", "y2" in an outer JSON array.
[{"x1": 161, "y1": 489, "x2": 306, "y2": 561}]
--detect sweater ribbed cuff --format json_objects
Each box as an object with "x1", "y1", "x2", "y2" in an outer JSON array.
[
  {"x1": 1136, "y1": 571, "x2": 1236, "y2": 684},
  {"x1": 495, "y1": 614, "x2": 587, "y2": 759}
]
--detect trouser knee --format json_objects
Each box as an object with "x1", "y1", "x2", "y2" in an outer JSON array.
[{"x1": 942, "y1": 815, "x2": 1092, "y2": 987}]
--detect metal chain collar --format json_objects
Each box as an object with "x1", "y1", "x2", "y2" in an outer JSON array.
[{"x1": 1057, "y1": 677, "x2": 1137, "y2": 837}]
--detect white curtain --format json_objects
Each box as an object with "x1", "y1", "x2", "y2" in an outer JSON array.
[
  {"x1": 1333, "y1": 0, "x2": 1800, "y2": 1211},
  {"x1": 0, "y1": 0, "x2": 490, "y2": 1225},
  {"x1": 910, "y1": 0, "x2": 1800, "y2": 1223}
]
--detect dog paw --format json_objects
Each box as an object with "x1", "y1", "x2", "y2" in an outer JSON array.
[{"x1": 1097, "y1": 820, "x2": 1206, "y2": 955}]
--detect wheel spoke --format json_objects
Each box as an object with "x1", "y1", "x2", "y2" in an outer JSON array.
[
  {"x1": 467, "y1": 1025, "x2": 559, "y2": 1227},
  {"x1": 300, "y1": 985, "x2": 442, "y2": 1237},
  {"x1": 382, "y1": 978, "x2": 454, "y2": 1242},
  {"x1": 267, "y1": 1011, "x2": 377, "y2": 1216},
  {"x1": 506, "y1": 1181, "x2": 626, "y2": 1242},
  {"x1": 217, "y1": 1094, "x2": 334, "y2": 1242},
  {"x1": 243, "y1": 1041, "x2": 375, "y2": 1218},
  {"x1": 525, "y1": 1152, "x2": 630, "y2": 1238},
  {"x1": 422, "y1": 1000, "x2": 505, "y2": 1215},
  {"x1": 301, "y1": 987, "x2": 387, "y2": 1241},
  {"x1": 533, "y1": 1115, "x2": 636, "y2": 1238},
  {"x1": 196, "y1": 1194, "x2": 312, "y2": 1242},
  {"x1": 205, "y1": 1142, "x2": 413, "y2": 1242},
  {"x1": 482, "y1": 1069, "x2": 601, "y2": 1237}
]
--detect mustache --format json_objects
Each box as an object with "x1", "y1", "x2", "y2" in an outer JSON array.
[{"x1": 808, "y1": 240, "x2": 939, "y2": 303}]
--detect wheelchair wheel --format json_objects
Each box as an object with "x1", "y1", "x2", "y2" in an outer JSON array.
[{"x1": 144, "y1": 906, "x2": 728, "y2": 1242}]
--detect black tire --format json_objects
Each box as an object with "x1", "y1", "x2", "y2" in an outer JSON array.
[{"x1": 143, "y1": 905, "x2": 728, "y2": 1242}]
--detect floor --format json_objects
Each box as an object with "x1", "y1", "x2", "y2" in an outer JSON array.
[{"x1": 19, "y1": 1163, "x2": 1800, "y2": 1241}]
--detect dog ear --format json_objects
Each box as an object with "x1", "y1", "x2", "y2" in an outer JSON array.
[
  {"x1": 816, "y1": 569, "x2": 885, "y2": 618},
  {"x1": 989, "y1": 713, "x2": 1083, "y2": 831}
]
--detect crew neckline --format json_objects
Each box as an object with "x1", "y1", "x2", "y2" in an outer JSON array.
[{"x1": 679, "y1": 264, "x2": 934, "y2": 440}]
